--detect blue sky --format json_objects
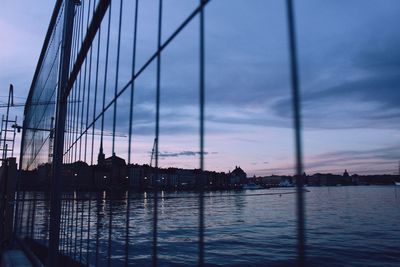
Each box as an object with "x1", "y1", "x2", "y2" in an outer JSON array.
[{"x1": 1, "y1": 0, "x2": 400, "y2": 176}]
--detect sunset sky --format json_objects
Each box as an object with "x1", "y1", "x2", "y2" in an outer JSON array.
[{"x1": 1, "y1": 0, "x2": 399, "y2": 176}]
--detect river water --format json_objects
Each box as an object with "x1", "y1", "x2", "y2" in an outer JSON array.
[{"x1": 26, "y1": 186, "x2": 400, "y2": 266}]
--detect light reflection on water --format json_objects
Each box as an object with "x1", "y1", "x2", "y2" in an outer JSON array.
[{"x1": 23, "y1": 186, "x2": 400, "y2": 266}]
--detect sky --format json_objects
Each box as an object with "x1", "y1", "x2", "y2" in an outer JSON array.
[{"x1": 1, "y1": 0, "x2": 399, "y2": 176}]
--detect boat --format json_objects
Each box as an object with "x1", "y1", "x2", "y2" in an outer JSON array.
[
  {"x1": 242, "y1": 183, "x2": 263, "y2": 190},
  {"x1": 279, "y1": 179, "x2": 294, "y2": 187}
]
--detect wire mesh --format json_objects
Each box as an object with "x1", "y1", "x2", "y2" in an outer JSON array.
[{"x1": 17, "y1": 0, "x2": 305, "y2": 266}]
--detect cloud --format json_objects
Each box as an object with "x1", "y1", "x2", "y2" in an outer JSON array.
[
  {"x1": 158, "y1": 150, "x2": 212, "y2": 158},
  {"x1": 304, "y1": 145, "x2": 400, "y2": 175},
  {"x1": 250, "y1": 144, "x2": 400, "y2": 176},
  {"x1": 75, "y1": 0, "x2": 400, "y2": 135},
  {"x1": 271, "y1": 31, "x2": 400, "y2": 130}
]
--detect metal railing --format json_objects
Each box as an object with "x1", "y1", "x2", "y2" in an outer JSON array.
[{"x1": 17, "y1": 0, "x2": 305, "y2": 266}]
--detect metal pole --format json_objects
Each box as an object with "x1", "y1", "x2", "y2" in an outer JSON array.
[
  {"x1": 47, "y1": 1, "x2": 75, "y2": 265},
  {"x1": 1, "y1": 114, "x2": 4, "y2": 159},
  {"x1": 286, "y1": 1, "x2": 306, "y2": 266},
  {"x1": 152, "y1": 1, "x2": 163, "y2": 266},
  {"x1": 11, "y1": 116, "x2": 17, "y2": 157},
  {"x1": 19, "y1": 114, "x2": 27, "y2": 170},
  {"x1": 2, "y1": 85, "x2": 12, "y2": 160},
  {"x1": 198, "y1": 0, "x2": 206, "y2": 265}
]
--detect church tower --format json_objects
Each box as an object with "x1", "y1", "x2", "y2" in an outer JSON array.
[{"x1": 98, "y1": 141, "x2": 105, "y2": 166}]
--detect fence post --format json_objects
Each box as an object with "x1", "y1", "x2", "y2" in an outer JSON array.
[
  {"x1": 5, "y1": 158, "x2": 17, "y2": 245},
  {"x1": 0, "y1": 158, "x2": 17, "y2": 250},
  {"x1": 0, "y1": 161, "x2": 5, "y2": 246},
  {"x1": 47, "y1": 0, "x2": 76, "y2": 266}
]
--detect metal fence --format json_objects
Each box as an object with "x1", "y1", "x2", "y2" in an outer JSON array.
[
  {"x1": 20, "y1": 1, "x2": 65, "y2": 170},
  {"x1": 17, "y1": 0, "x2": 305, "y2": 266}
]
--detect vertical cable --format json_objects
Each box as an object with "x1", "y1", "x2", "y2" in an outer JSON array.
[
  {"x1": 68, "y1": 88, "x2": 73, "y2": 163},
  {"x1": 15, "y1": 191, "x2": 20, "y2": 236},
  {"x1": 79, "y1": 199, "x2": 85, "y2": 262},
  {"x1": 72, "y1": 81, "x2": 78, "y2": 162},
  {"x1": 66, "y1": 95, "x2": 71, "y2": 163},
  {"x1": 286, "y1": 1, "x2": 305, "y2": 266},
  {"x1": 74, "y1": 194, "x2": 79, "y2": 260},
  {"x1": 80, "y1": 56, "x2": 87, "y2": 161},
  {"x1": 0, "y1": 115, "x2": 3, "y2": 159},
  {"x1": 85, "y1": 47, "x2": 92, "y2": 163},
  {"x1": 63, "y1": 196, "x2": 70, "y2": 252},
  {"x1": 95, "y1": 192, "x2": 101, "y2": 266},
  {"x1": 75, "y1": 2, "x2": 85, "y2": 162},
  {"x1": 124, "y1": 190, "x2": 131, "y2": 266},
  {"x1": 100, "y1": 1, "x2": 112, "y2": 157},
  {"x1": 68, "y1": 194, "x2": 74, "y2": 255},
  {"x1": 19, "y1": 191, "x2": 26, "y2": 236},
  {"x1": 198, "y1": 0, "x2": 206, "y2": 265},
  {"x1": 108, "y1": 3, "x2": 123, "y2": 264},
  {"x1": 91, "y1": 21, "x2": 102, "y2": 267},
  {"x1": 69, "y1": 8, "x2": 79, "y2": 162},
  {"x1": 30, "y1": 193, "x2": 37, "y2": 239},
  {"x1": 71, "y1": 76, "x2": 81, "y2": 162},
  {"x1": 85, "y1": 3, "x2": 94, "y2": 265},
  {"x1": 45, "y1": 195, "x2": 50, "y2": 245},
  {"x1": 25, "y1": 194, "x2": 32, "y2": 237},
  {"x1": 78, "y1": 0, "x2": 86, "y2": 161},
  {"x1": 84, "y1": 0, "x2": 93, "y2": 163},
  {"x1": 107, "y1": 195, "x2": 112, "y2": 267},
  {"x1": 66, "y1": 197, "x2": 71, "y2": 253},
  {"x1": 65, "y1": 194, "x2": 72, "y2": 255},
  {"x1": 125, "y1": 1, "x2": 139, "y2": 265},
  {"x1": 91, "y1": 26, "x2": 101, "y2": 166},
  {"x1": 70, "y1": 7, "x2": 79, "y2": 74},
  {"x1": 153, "y1": 1, "x2": 163, "y2": 266},
  {"x1": 128, "y1": 0, "x2": 139, "y2": 165},
  {"x1": 84, "y1": 51, "x2": 92, "y2": 162},
  {"x1": 70, "y1": 6, "x2": 81, "y2": 162},
  {"x1": 67, "y1": 196, "x2": 72, "y2": 254},
  {"x1": 112, "y1": 0, "x2": 123, "y2": 154},
  {"x1": 12, "y1": 179, "x2": 21, "y2": 242},
  {"x1": 66, "y1": 197, "x2": 72, "y2": 253},
  {"x1": 59, "y1": 196, "x2": 65, "y2": 251},
  {"x1": 86, "y1": 194, "x2": 92, "y2": 266}
]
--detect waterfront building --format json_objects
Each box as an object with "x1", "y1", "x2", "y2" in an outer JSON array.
[
  {"x1": 262, "y1": 175, "x2": 283, "y2": 187},
  {"x1": 229, "y1": 166, "x2": 247, "y2": 185},
  {"x1": 127, "y1": 164, "x2": 144, "y2": 189},
  {"x1": 62, "y1": 161, "x2": 91, "y2": 189},
  {"x1": 175, "y1": 169, "x2": 197, "y2": 188},
  {"x1": 94, "y1": 147, "x2": 128, "y2": 189}
]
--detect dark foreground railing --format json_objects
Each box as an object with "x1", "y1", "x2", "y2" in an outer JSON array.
[{"x1": 13, "y1": 188, "x2": 302, "y2": 266}]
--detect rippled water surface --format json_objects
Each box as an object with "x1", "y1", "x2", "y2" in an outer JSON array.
[{"x1": 28, "y1": 186, "x2": 400, "y2": 266}]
